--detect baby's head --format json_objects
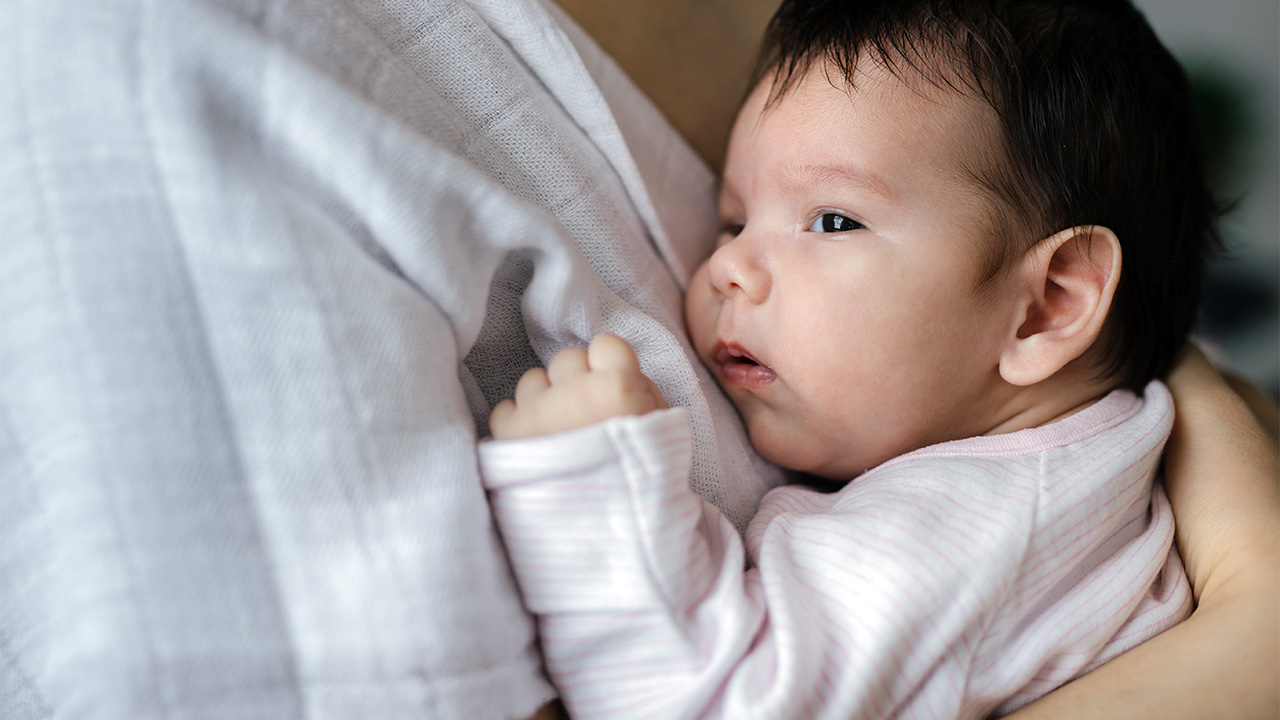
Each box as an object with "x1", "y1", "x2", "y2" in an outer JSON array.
[{"x1": 684, "y1": 0, "x2": 1220, "y2": 478}]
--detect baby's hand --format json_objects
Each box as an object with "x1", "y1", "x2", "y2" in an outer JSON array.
[{"x1": 489, "y1": 334, "x2": 668, "y2": 440}]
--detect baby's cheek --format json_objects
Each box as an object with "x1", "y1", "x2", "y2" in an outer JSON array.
[{"x1": 683, "y1": 265, "x2": 715, "y2": 340}]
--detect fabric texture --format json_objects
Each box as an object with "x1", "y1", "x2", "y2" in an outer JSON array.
[
  {"x1": 0, "y1": 0, "x2": 784, "y2": 718},
  {"x1": 480, "y1": 382, "x2": 1194, "y2": 720}
]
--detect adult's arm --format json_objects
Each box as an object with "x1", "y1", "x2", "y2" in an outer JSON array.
[{"x1": 1007, "y1": 347, "x2": 1279, "y2": 719}]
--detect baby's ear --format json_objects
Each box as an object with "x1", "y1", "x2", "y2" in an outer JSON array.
[{"x1": 999, "y1": 226, "x2": 1121, "y2": 386}]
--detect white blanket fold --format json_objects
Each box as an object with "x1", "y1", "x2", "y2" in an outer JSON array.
[{"x1": 0, "y1": 1, "x2": 784, "y2": 718}]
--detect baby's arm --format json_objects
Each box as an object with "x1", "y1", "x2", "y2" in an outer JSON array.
[{"x1": 489, "y1": 334, "x2": 667, "y2": 440}]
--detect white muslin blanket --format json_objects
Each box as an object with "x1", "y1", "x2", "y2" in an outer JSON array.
[{"x1": 0, "y1": 0, "x2": 784, "y2": 718}]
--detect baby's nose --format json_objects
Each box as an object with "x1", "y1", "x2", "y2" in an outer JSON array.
[{"x1": 708, "y1": 235, "x2": 771, "y2": 304}]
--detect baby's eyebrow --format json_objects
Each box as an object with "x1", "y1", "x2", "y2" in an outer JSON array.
[
  {"x1": 715, "y1": 176, "x2": 742, "y2": 216},
  {"x1": 782, "y1": 162, "x2": 897, "y2": 202}
]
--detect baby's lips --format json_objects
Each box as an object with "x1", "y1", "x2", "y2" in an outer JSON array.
[
  {"x1": 723, "y1": 362, "x2": 777, "y2": 387},
  {"x1": 715, "y1": 343, "x2": 763, "y2": 366},
  {"x1": 714, "y1": 343, "x2": 777, "y2": 388}
]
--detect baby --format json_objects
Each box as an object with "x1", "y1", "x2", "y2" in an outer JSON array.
[{"x1": 481, "y1": 0, "x2": 1218, "y2": 717}]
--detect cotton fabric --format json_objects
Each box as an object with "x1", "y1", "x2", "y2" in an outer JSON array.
[{"x1": 0, "y1": 1, "x2": 784, "y2": 717}]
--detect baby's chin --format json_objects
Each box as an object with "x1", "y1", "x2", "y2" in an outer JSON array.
[
  {"x1": 748, "y1": 426, "x2": 874, "y2": 482},
  {"x1": 746, "y1": 410, "x2": 935, "y2": 480}
]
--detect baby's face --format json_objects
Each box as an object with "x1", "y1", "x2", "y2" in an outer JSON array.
[{"x1": 685, "y1": 61, "x2": 1020, "y2": 478}]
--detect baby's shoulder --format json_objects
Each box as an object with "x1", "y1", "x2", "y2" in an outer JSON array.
[{"x1": 757, "y1": 453, "x2": 1043, "y2": 533}]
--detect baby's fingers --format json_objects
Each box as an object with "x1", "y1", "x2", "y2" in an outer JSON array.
[
  {"x1": 547, "y1": 346, "x2": 590, "y2": 384},
  {"x1": 588, "y1": 333, "x2": 642, "y2": 373},
  {"x1": 644, "y1": 377, "x2": 669, "y2": 410},
  {"x1": 514, "y1": 367, "x2": 550, "y2": 403},
  {"x1": 590, "y1": 334, "x2": 666, "y2": 410},
  {"x1": 488, "y1": 398, "x2": 519, "y2": 439}
]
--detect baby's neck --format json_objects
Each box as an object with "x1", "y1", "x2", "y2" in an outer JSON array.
[{"x1": 981, "y1": 368, "x2": 1122, "y2": 438}]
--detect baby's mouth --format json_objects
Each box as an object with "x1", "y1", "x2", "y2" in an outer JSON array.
[{"x1": 714, "y1": 343, "x2": 777, "y2": 388}]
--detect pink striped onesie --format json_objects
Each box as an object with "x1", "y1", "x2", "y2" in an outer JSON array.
[{"x1": 479, "y1": 381, "x2": 1192, "y2": 719}]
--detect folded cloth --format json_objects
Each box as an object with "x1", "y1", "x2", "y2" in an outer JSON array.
[{"x1": 0, "y1": 0, "x2": 785, "y2": 718}]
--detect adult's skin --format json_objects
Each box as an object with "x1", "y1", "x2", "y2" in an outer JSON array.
[{"x1": 553, "y1": 1, "x2": 1280, "y2": 716}]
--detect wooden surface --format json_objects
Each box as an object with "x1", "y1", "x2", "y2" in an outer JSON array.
[{"x1": 554, "y1": 0, "x2": 780, "y2": 170}]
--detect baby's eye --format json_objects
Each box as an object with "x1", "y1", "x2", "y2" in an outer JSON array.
[{"x1": 808, "y1": 213, "x2": 864, "y2": 233}]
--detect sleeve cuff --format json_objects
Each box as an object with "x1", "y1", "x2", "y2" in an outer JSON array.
[
  {"x1": 478, "y1": 407, "x2": 691, "y2": 487},
  {"x1": 477, "y1": 408, "x2": 699, "y2": 612}
]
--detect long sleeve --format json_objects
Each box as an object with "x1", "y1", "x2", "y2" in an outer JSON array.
[
  {"x1": 479, "y1": 387, "x2": 1191, "y2": 720},
  {"x1": 481, "y1": 409, "x2": 1024, "y2": 720},
  {"x1": 482, "y1": 409, "x2": 766, "y2": 718}
]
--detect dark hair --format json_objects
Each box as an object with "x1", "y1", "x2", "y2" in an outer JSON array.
[{"x1": 753, "y1": 0, "x2": 1224, "y2": 389}]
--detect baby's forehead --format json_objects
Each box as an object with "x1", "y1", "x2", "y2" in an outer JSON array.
[{"x1": 743, "y1": 62, "x2": 1007, "y2": 195}]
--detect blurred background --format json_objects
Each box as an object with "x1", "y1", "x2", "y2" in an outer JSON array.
[
  {"x1": 557, "y1": 0, "x2": 1279, "y2": 397},
  {"x1": 1135, "y1": 0, "x2": 1279, "y2": 399}
]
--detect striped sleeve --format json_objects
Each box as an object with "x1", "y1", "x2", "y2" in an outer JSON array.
[
  {"x1": 480, "y1": 408, "x2": 718, "y2": 616},
  {"x1": 480, "y1": 408, "x2": 770, "y2": 718},
  {"x1": 477, "y1": 408, "x2": 1033, "y2": 719}
]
